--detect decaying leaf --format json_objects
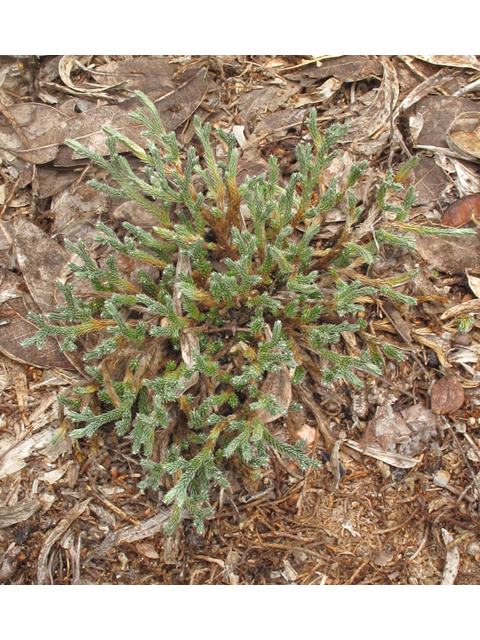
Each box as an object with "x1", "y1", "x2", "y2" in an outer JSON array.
[
  {"x1": 136, "y1": 541, "x2": 160, "y2": 559},
  {"x1": 256, "y1": 362, "x2": 292, "y2": 424},
  {"x1": 441, "y1": 193, "x2": 480, "y2": 227},
  {"x1": 415, "y1": 232, "x2": 480, "y2": 273},
  {"x1": 14, "y1": 69, "x2": 213, "y2": 167},
  {"x1": 346, "y1": 57, "x2": 399, "y2": 147},
  {"x1": 50, "y1": 182, "x2": 109, "y2": 242},
  {"x1": 466, "y1": 271, "x2": 480, "y2": 298},
  {"x1": 93, "y1": 57, "x2": 176, "y2": 96},
  {"x1": 0, "y1": 102, "x2": 68, "y2": 164},
  {"x1": 360, "y1": 404, "x2": 411, "y2": 453},
  {"x1": 430, "y1": 376, "x2": 465, "y2": 415},
  {"x1": 428, "y1": 496, "x2": 452, "y2": 512},
  {"x1": 440, "y1": 298, "x2": 480, "y2": 320},
  {"x1": 237, "y1": 83, "x2": 299, "y2": 127},
  {"x1": 0, "y1": 428, "x2": 57, "y2": 479},
  {"x1": 14, "y1": 217, "x2": 71, "y2": 315},
  {"x1": 406, "y1": 96, "x2": 479, "y2": 152},
  {"x1": 0, "y1": 271, "x2": 73, "y2": 369},
  {"x1": 447, "y1": 112, "x2": 480, "y2": 162},
  {"x1": 86, "y1": 508, "x2": 173, "y2": 561},
  {"x1": 284, "y1": 55, "x2": 383, "y2": 86}
]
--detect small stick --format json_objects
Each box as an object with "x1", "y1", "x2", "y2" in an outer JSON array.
[{"x1": 86, "y1": 484, "x2": 141, "y2": 526}]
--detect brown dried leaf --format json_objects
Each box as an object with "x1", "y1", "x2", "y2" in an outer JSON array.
[
  {"x1": 290, "y1": 77, "x2": 342, "y2": 108},
  {"x1": 430, "y1": 376, "x2": 465, "y2": 415},
  {"x1": 14, "y1": 217, "x2": 70, "y2": 315},
  {"x1": 58, "y1": 55, "x2": 128, "y2": 95},
  {"x1": 406, "y1": 96, "x2": 479, "y2": 151},
  {"x1": 36, "y1": 167, "x2": 78, "y2": 199},
  {"x1": 37, "y1": 498, "x2": 91, "y2": 584},
  {"x1": 412, "y1": 156, "x2": 450, "y2": 207},
  {"x1": 94, "y1": 56, "x2": 177, "y2": 96},
  {"x1": 111, "y1": 199, "x2": 163, "y2": 230},
  {"x1": 87, "y1": 509, "x2": 172, "y2": 561},
  {"x1": 466, "y1": 271, "x2": 480, "y2": 298},
  {"x1": 441, "y1": 528, "x2": 460, "y2": 585},
  {"x1": 50, "y1": 182, "x2": 109, "y2": 243},
  {"x1": 0, "y1": 272, "x2": 73, "y2": 369},
  {"x1": 21, "y1": 69, "x2": 213, "y2": 167},
  {"x1": 447, "y1": 112, "x2": 480, "y2": 162},
  {"x1": 360, "y1": 404, "x2": 410, "y2": 452},
  {"x1": 415, "y1": 233, "x2": 480, "y2": 273},
  {"x1": 256, "y1": 363, "x2": 292, "y2": 424},
  {"x1": 136, "y1": 541, "x2": 160, "y2": 559},
  {"x1": 344, "y1": 439, "x2": 419, "y2": 469},
  {"x1": 284, "y1": 55, "x2": 383, "y2": 86},
  {"x1": 14, "y1": 368, "x2": 28, "y2": 413},
  {"x1": 441, "y1": 298, "x2": 480, "y2": 321},
  {"x1": 428, "y1": 496, "x2": 452, "y2": 512},
  {"x1": 236, "y1": 83, "x2": 298, "y2": 128},
  {"x1": 0, "y1": 102, "x2": 68, "y2": 164},
  {"x1": 345, "y1": 57, "x2": 399, "y2": 145},
  {"x1": 253, "y1": 107, "x2": 308, "y2": 139}
]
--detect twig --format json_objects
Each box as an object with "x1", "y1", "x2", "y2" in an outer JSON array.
[
  {"x1": 0, "y1": 176, "x2": 20, "y2": 219},
  {"x1": 86, "y1": 485, "x2": 141, "y2": 526},
  {"x1": 373, "y1": 507, "x2": 420, "y2": 535},
  {"x1": 408, "y1": 526, "x2": 429, "y2": 561},
  {"x1": 345, "y1": 560, "x2": 369, "y2": 585}
]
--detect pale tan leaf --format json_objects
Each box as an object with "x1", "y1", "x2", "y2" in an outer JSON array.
[{"x1": 412, "y1": 55, "x2": 480, "y2": 71}]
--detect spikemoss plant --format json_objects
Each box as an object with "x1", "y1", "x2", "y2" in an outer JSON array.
[{"x1": 23, "y1": 91, "x2": 474, "y2": 534}]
